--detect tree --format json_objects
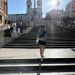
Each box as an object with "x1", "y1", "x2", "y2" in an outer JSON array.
[
  {"x1": 45, "y1": 13, "x2": 51, "y2": 20},
  {"x1": 62, "y1": 16, "x2": 71, "y2": 25}
]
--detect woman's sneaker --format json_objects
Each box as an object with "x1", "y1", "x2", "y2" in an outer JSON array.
[{"x1": 41, "y1": 55, "x2": 44, "y2": 62}]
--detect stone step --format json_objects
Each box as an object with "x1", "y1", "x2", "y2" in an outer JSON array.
[
  {"x1": 0, "y1": 73, "x2": 75, "y2": 75},
  {"x1": 12, "y1": 39, "x2": 75, "y2": 43},
  {"x1": 0, "y1": 58, "x2": 75, "y2": 64},
  {"x1": 11, "y1": 42, "x2": 75, "y2": 45},
  {"x1": 0, "y1": 65, "x2": 75, "y2": 73},
  {"x1": 19, "y1": 37, "x2": 75, "y2": 40},
  {"x1": 12, "y1": 40, "x2": 75, "y2": 44},
  {"x1": 6, "y1": 42, "x2": 75, "y2": 46},
  {"x1": 4, "y1": 45, "x2": 75, "y2": 48}
]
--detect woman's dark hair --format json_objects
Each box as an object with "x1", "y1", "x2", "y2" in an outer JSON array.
[{"x1": 41, "y1": 25, "x2": 45, "y2": 29}]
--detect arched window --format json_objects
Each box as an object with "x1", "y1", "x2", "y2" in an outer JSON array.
[
  {"x1": 5, "y1": 19, "x2": 7, "y2": 24},
  {"x1": 28, "y1": 5, "x2": 30, "y2": 7},
  {"x1": 0, "y1": 15, "x2": 2, "y2": 23}
]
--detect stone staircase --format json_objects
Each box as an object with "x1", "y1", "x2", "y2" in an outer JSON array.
[
  {"x1": 2, "y1": 26, "x2": 75, "y2": 74},
  {"x1": 3, "y1": 26, "x2": 75, "y2": 48}
]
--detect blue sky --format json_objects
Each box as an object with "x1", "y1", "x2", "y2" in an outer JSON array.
[{"x1": 8, "y1": 0, "x2": 70, "y2": 17}]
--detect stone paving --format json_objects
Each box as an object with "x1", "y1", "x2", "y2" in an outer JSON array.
[
  {"x1": 0, "y1": 48, "x2": 75, "y2": 75},
  {"x1": 0, "y1": 48, "x2": 75, "y2": 59}
]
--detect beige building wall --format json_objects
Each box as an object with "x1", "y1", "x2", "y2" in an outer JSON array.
[
  {"x1": 0, "y1": 0, "x2": 8, "y2": 47},
  {"x1": 65, "y1": 0, "x2": 75, "y2": 17},
  {"x1": 70, "y1": 0, "x2": 75, "y2": 17},
  {"x1": 0, "y1": 0, "x2": 8, "y2": 27}
]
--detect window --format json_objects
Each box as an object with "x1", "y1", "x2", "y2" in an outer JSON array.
[
  {"x1": 5, "y1": 19, "x2": 7, "y2": 24},
  {"x1": 28, "y1": 5, "x2": 30, "y2": 7},
  {"x1": 0, "y1": 0, "x2": 2, "y2": 9},
  {"x1": 0, "y1": 15, "x2": 2, "y2": 23}
]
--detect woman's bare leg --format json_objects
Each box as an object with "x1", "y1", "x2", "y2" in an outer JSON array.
[
  {"x1": 39, "y1": 45, "x2": 44, "y2": 61},
  {"x1": 42, "y1": 45, "x2": 45, "y2": 54},
  {"x1": 39, "y1": 45, "x2": 43, "y2": 57}
]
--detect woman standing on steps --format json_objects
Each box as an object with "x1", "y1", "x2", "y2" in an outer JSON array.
[{"x1": 36, "y1": 25, "x2": 47, "y2": 61}]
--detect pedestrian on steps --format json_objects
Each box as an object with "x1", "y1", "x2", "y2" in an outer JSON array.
[{"x1": 36, "y1": 25, "x2": 47, "y2": 61}]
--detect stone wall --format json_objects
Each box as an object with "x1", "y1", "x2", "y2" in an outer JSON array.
[
  {"x1": 0, "y1": 30, "x2": 13, "y2": 48},
  {"x1": 0, "y1": 31, "x2": 4, "y2": 47},
  {"x1": 0, "y1": 29, "x2": 20, "y2": 48}
]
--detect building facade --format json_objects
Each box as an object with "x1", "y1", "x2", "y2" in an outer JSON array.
[
  {"x1": 27, "y1": 0, "x2": 32, "y2": 21},
  {"x1": 65, "y1": 0, "x2": 75, "y2": 17},
  {"x1": 8, "y1": 0, "x2": 42, "y2": 23},
  {"x1": 27, "y1": 0, "x2": 42, "y2": 21},
  {"x1": 8, "y1": 14, "x2": 27, "y2": 23},
  {"x1": 0, "y1": 0, "x2": 8, "y2": 26}
]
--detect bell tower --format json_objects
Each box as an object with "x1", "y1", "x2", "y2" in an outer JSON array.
[
  {"x1": 27, "y1": 0, "x2": 32, "y2": 13},
  {"x1": 27, "y1": 0, "x2": 32, "y2": 20},
  {"x1": 37, "y1": 0, "x2": 42, "y2": 18}
]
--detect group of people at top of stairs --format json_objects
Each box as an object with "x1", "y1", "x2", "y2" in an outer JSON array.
[
  {"x1": 36, "y1": 25, "x2": 47, "y2": 61},
  {"x1": 4, "y1": 23, "x2": 23, "y2": 38}
]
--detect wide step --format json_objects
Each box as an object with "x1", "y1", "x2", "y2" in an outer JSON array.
[
  {"x1": 0, "y1": 65, "x2": 75, "y2": 73},
  {"x1": 0, "y1": 58, "x2": 75, "y2": 64},
  {"x1": 4, "y1": 45, "x2": 75, "y2": 48},
  {"x1": 0, "y1": 58, "x2": 75, "y2": 73}
]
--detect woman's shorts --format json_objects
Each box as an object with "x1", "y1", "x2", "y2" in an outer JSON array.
[{"x1": 38, "y1": 40, "x2": 46, "y2": 45}]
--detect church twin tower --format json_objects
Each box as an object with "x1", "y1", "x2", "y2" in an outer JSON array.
[{"x1": 27, "y1": 0, "x2": 42, "y2": 21}]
